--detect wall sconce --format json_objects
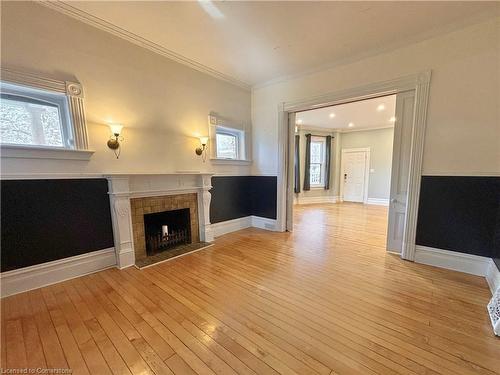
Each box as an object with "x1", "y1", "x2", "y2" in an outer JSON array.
[
  {"x1": 107, "y1": 123, "x2": 123, "y2": 159},
  {"x1": 195, "y1": 136, "x2": 209, "y2": 162}
]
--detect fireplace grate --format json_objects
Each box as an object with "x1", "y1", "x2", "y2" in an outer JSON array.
[{"x1": 146, "y1": 228, "x2": 190, "y2": 255}]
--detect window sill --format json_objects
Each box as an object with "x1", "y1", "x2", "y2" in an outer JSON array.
[
  {"x1": 310, "y1": 185, "x2": 325, "y2": 189},
  {"x1": 1, "y1": 145, "x2": 94, "y2": 161},
  {"x1": 210, "y1": 158, "x2": 252, "y2": 166}
]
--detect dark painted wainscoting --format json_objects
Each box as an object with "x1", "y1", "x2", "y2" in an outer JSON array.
[
  {"x1": 416, "y1": 176, "x2": 500, "y2": 269},
  {"x1": 1, "y1": 179, "x2": 114, "y2": 272},
  {"x1": 210, "y1": 176, "x2": 277, "y2": 223}
]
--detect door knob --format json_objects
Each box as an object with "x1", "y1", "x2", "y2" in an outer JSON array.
[{"x1": 391, "y1": 198, "x2": 398, "y2": 204}]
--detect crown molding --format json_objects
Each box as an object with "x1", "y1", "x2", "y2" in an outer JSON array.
[{"x1": 36, "y1": 1, "x2": 251, "y2": 91}]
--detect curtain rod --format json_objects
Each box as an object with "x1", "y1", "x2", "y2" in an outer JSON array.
[{"x1": 304, "y1": 133, "x2": 334, "y2": 138}]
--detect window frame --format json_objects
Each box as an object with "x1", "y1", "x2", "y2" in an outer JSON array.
[
  {"x1": 208, "y1": 114, "x2": 250, "y2": 164},
  {"x1": 0, "y1": 68, "x2": 92, "y2": 160},
  {"x1": 309, "y1": 136, "x2": 326, "y2": 188}
]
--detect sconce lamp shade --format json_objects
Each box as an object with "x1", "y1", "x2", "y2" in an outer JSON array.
[
  {"x1": 199, "y1": 136, "x2": 209, "y2": 146},
  {"x1": 109, "y1": 123, "x2": 124, "y2": 136}
]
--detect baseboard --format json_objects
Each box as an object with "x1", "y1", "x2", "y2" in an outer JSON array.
[
  {"x1": 366, "y1": 198, "x2": 389, "y2": 206},
  {"x1": 251, "y1": 216, "x2": 278, "y2": 231},
  {"x1": 486, "y1": 259, "x2": 500, "y2": 294},
  {"x1": 414, "y1": 245, "x2": 490, "y2": 277},
  {"x1": 212, "y1": 216, "x2": 252, "y2": 237},
  {"x1": 212, "y1": 216, "x2": 278, "y2": 237},
  {"x1": 295, "y1": 195, "x2": 339, "y2": 205},
  {"x1": 0, "y1": 247, "x2": 116, "y2": 298}
]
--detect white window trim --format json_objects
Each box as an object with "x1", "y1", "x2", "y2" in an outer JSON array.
[
  {"x1": 310, "y1": 136, "x2": 326, "y2": 188},
  {"x1": 208, "y1": 114, "x2": 251, "y2": 165},
  {"x1": 0, "y1": 68, "x2": 93, "y2": 161}
]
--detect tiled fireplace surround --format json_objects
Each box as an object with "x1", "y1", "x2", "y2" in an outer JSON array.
[
  {"x1": 130, "y1": 193, "x2": 200, "y2": 261},
  {"x1": 106, "y1": 173, "x2": 213, "y2": 268}
]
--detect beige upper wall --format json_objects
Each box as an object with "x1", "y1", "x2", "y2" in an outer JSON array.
[
  {"x1": 0, "y1": 1, "x2": 251, "y2": 176},
  {"x1": 252, "y1": 16, "x2": 500, "y2": 176}
]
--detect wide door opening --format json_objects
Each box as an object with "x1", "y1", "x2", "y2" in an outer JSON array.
[{"x1": 287, "y1": 93, "x2": 414, "y2": 254}]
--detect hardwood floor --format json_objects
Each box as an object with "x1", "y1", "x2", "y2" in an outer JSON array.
[{"x1": 2, "y1": 202, "x2": 499, "y2": 374}]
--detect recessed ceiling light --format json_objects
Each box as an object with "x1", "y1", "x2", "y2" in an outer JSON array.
[
  {"x1": 348, "y1": 122, "x2": 354, "y2": 128},
  {"x1": 377, "y1": 104, "x2": 386, "y2": 111},
  {"x1": 297, "y1": 119, "x2": 303, "y2": 124},
  {"x1": 389, "y1": 116, "x2": 396, "y2": 122},
  {"x1": 329, "y1": 113, "x2": 336, "y2": 118}
]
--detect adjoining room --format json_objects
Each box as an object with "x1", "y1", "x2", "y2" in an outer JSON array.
[{"x1": 293, "y1": 95, "x2": 395, "y2": 250}]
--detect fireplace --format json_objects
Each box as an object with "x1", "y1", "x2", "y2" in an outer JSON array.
[
  {"x1": 144, "y1": 208, "x2": 191, "y2": 256},
  {"x1": 129, "y1": 193, "x2": 200, "y2": 262},
  {"x1": 106, "y1": 173, "x2": 214, "y2": 269}
]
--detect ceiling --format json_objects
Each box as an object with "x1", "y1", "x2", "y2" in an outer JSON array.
[
  {"x1": 46, "y1": 1, "x2": 498, "y2": 88},
  {"x1": 296, "y1": 95, "x2": 396, "y2": 131}
]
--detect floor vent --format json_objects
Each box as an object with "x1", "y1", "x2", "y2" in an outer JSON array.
[{"x1": 488, "y1": 288, "x2": 500, "y2": 336}]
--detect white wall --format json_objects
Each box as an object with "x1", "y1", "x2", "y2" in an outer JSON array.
[
  {"x1": 0, "y1": 2, "x2": 252, "y2": 176},
  {"x1": 340, "y1": 128, "x2": 394, "y2": 200},
  {"x1": 252, "y1": 17, "x2": 500, "y2": 177}
]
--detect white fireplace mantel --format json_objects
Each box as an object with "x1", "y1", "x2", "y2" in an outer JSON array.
[{"x1": 105, "y1": 173, "x2": 214, "y2": 268}]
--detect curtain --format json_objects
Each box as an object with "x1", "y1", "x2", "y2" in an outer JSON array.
[
  {"x1": 324, "y1": 135, "x2": 332, "y2": 190},
  {"x1": 303, "y1": 134, "x2": 311, "y2": 191},
  {"x1": 294, "y1": 134, "x2": 301, "y2": 193}
]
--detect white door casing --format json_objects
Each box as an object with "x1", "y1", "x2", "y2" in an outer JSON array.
[
  {"x1": 280, "y1": 71, "x2": 431, "y2": 261},
  {"x1": 286, "y1": 112, "x2": 296, "y2": 231},
  {"x1": 340, "y1": 148, "x2": 370, "y2": 203},
  {"x1": 387, "y1": 90, "x2": 415, "y2": 253}
]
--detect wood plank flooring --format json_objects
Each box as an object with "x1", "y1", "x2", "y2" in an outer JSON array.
[{"x1": 1, "y1": 202, "x2": 499, "y2": 374}]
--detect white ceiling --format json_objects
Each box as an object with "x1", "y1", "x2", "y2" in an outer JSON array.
[
  {"x1": 48, "y1": 1, "x2": 498, "y2": 88},
  {"x1": 296, "y1": 95, "x2": 396, "y2": 131}
]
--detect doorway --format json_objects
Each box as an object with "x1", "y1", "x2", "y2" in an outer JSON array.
[
  {"x1": 278, "y1": 72, "x2": 431, "y2": 260},
  {"x1": 292, "y1": 94, "x2": 395, "y2": 254}
]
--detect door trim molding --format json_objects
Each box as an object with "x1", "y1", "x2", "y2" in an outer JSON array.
[
  {"x1": 277, "y1": 71, "x2": 431, "y2": 261},
  {"x1": 340, "y1": 147, "x2": 371, "y2": 203}
]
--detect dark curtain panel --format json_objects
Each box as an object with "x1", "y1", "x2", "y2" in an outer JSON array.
[
  {"x1": 303, "y1": 134, "x2": 311, "y2": 191},
  {"x1": 324, "y1": 135, "x2": 332, "y2": 190},
  {"x1": 294, "y1": 134, "x2": 301, "y2": 193}
]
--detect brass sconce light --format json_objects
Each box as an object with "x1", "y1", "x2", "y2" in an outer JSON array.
[
  {"x1": 195, "y1": 136, "x2": 209, "y2": 162},
  {"x1": 107, "y1": 124, "x2": 123, "y2": 159}
]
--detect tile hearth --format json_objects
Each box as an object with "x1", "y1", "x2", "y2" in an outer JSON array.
[{"x1": 135, "y1": 241, "x2": 213, "y2": 269}]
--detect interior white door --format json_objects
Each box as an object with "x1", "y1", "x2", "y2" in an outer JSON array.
[
  {"x1": 342, "y1": 151, "x2": 367, "y2": 203},
  {"x1": 387, "y1": 90, "x2": 415, "y2": 253}
]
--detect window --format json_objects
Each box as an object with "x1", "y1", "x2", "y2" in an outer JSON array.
[
  {"x1": 0, "y1": 85, "x2": 73, "y2": 148},
  {"x1": 214, "y1": 125, "x2": 245, "y2": 160},
  {"x1": 310, "y1": 136, "x2": 326, "y2": 187},
  {"x1": 0, "y1": 68, "x2": 91, "y2": 160},
  {"x1": 216, "y1": 132, "x2": 238, "y2": 159}
]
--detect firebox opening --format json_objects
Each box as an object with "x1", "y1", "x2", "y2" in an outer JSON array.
[{"x1": 143, "y1": 208, "x2": 191, "y2": 256}]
